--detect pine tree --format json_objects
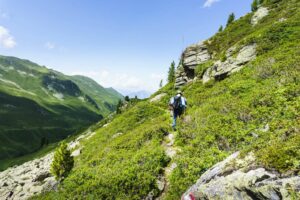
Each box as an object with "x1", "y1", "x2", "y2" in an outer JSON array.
[
  {"x1": 168, "y1": 61, "x2": 176, "y2": 83},
  {"x1": 226, "y1": 13, "x2": 235, "y2": 27},
  {"x1": 159, "y1": 79, "x2": 163, "y2": 88},
  {"x1": 251, "y1": 0, "x2": 259, "y2": 12},
  {"x1": 124, "y1": 96, "x2": 130, "y2": 101},
  {"x1": 218, "y1": 25, "x2": 223, "y2": 32},
  {"x1": 116, "y1": 99, "x2": 123, "y2": 114},
  {"x1": 50, "y1": 142, "x2": 74, "y2": 181}
]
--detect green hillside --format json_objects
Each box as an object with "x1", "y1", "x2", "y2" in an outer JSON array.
[
  {"x1": 69, "y1": 75, "x2": 123, "y2": 115},
  {"x1": 34, "y1": 0, "x2": 299, "y2": 199},
  {"x1": 0, "y1": 55, "x2": 122, "y2": 170}
]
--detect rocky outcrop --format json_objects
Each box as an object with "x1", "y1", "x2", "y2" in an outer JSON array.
[
  {"x1": 175, "y1": 41, "x2": 257, "y2": 88},
  {"x1": 0, "y1": 153, "x2": 56, "y2": 200},
  {"x1": 182, "y1": 152, "x2": 300, "y2": 200},
  {"x1": 203, "y1": 44, "x2": 257, "y2": 83},
  {"x1": 175, "y1": 41, "x2": 211, "y2": 88},
  {"x1": 252, "y1": 7, "x2": 269, "y2": 25},
  {"x1": 182, "y1": 41, "x2": 211, "y2": 70},
  {"x1": 0, "y1": 129, "x2": 96, "y2": 200},
  {"x1": 150, "y1": 93, "x2": 167, "y2": 103}
]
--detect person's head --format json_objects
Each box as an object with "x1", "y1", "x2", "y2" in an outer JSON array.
[{"x1": 176, "y1": 90, "x2": 183, "y2": 96}]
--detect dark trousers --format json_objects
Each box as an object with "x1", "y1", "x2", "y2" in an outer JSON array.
[{"x1": 172, "y1": 109, "x2": 183, "y2": 128}]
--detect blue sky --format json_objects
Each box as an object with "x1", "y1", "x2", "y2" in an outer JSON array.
[{"x1": 0, "y1": 0, "x2": 252, "y2": 94}]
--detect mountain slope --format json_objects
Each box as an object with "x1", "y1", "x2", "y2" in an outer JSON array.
[
  {"x1": 25, "y1": 0, "x2": 300, "y2": 199},
  {"x1": 0, "y1": 55, "x2": 122, "y2": 169},
  {"x1": 69, "y1": 75, "x2": 123, "y2": 115}
]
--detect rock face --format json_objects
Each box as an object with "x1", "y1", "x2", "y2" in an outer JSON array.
[
  {"x1": 203, "y1": 44, "x2": 257, "y2": 83},
  {"x1": 0, "y1": 153, "x2": 57, "y2": 200},
  {"x1": 252, "y1": 7, "x2": 269, "y2": 25},
  {"x1": 182, "y1": 41, "x2": 211, "y2": 70},
  {"x1": 182, "y1": 152, "x2": 300, "y2": 200},
  {"x1": 175, "y1": 41, "x2": 257, "y2": 88},
  {"x1": 175, "y1": 41, "x2": 211, "y2": 88}
]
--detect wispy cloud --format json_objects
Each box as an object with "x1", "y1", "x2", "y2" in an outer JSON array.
[
  {"x1": 70, "y1": 70, "x2": 164, "y2": 93},
  {"x1": 0, "y1": 26, "x2": 16, "y2": 48},
  {"x1": 203, "y1": 0, "x2": 221, "y2": 8},
  {"x1": 45, "y1": 42, "x2": 55, "y2": 50}
]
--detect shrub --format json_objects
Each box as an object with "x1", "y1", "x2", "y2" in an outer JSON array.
[
  {"x1": 50, "y1": 142, "x2": 74, "y2": 181},
  {"x1": 195, "y1": 61, "x2": 213, "y2": 78},
  {"x1": 220, "y1": 52, "x2": 227, "y2": 62}
]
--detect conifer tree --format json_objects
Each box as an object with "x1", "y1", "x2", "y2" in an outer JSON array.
[
  {"x1": 168, "y1": 61, "x2": 176, "y2": 83},
  {"x1": 159, "y1": 79, "x2": 163, "y2": 88},
  {"x1": 116, "y1": 99, "x2": 123, "y2": 114},
  {"x1": 124, "y1": 96, "x2": 130, "y2": 101},
  {"x1": 226, "y1": 13, "x2": 235, "y2": 27},
  {"x1": 252, "y1": 0, "x2": 259, "y2": 12},
  {"x1": 218, "y1": 25, "x2": 223, "y2": 32},
  {"x1": 50, "y1": 142, "x2": 74, "y2": 181}
]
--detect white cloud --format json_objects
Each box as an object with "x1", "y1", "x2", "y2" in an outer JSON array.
[
  {"x1": 203, "y1": 0, "x2": 221, "y2": 8},
  {"x1": 70, "y1": 70, "x2": 165, "y2": 93},
  {"x1": 0, "y1": 26, "x2": 16, "y2": 48},
  {"x1": 150, "y1": 73, "x2": 165, "y2": 80},
  {"x1": 45, "y1": 42, "x2": 55, "y2": 49}
]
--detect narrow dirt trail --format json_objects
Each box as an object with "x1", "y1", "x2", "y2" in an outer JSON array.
[{"x1": 156, "y1": 131, "x2": 180, "y2": 200}]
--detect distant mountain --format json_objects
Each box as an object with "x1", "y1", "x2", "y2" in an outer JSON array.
[
  {"x1": 0, "y1": 55, "x2": 122, "y2": 165},
  {"x1": 69, "y1": 76, "x2": 123, "y2": 115},
  {"x1": 127, "y1": 90, "x2": 152, "y2": 99},
  {"x1": 105, "y1": 87, "x2": 124, "y2": 100}
]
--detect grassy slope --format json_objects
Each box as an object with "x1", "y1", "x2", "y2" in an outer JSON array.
[
  {"x1": 0, "y1": 56, "x2": 122, "y2": 170},
  {"x1": 34, "y1": 0, "x2": 300, "y2": 199},
  {"x1": 69, "y1": 75, "x2": 123, "y2": 115}
]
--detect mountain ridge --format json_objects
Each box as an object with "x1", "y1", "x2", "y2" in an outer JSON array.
[{"x1": 0, "y1": 55, "x2": 122, "y2": 170}]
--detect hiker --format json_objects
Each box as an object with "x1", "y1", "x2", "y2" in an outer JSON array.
[{"x1": 169, "y1": 90, "x2": 187, "y2": 130}]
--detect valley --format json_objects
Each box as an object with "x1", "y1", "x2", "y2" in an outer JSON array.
[{"x1": 0, "y1": 56, "x2": 123, "y2": 170}]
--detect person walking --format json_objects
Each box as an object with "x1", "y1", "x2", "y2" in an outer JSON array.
[{"x1": 169, "y1": 90, "x2": 187, "y2": 130}]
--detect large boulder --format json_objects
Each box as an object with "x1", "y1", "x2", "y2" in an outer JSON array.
[
  {"x1": 182, "y1": 41, "x2": 211, "y2": 70},
  {"x1": 182, "y1": 152, "x2": 300, "y2": 200},
  {"x1": 175, "y1": 41, "x2": 211, "y2": 89}
]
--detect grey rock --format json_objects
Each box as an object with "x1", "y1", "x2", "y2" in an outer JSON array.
[
  {"x1": 0, "y1": 153, "x2": 57, "y2": 200},
  {"x1": 112, "y1": 132, "x2": 124, "y2": 139},
  {"x1": 175, "y1": 41, "x2": 211, "y2": 88},
  {"x1": 150, "y1": 93, "x2": 167, "y2": 103},
  {"x1": 236, "y1": 44, "x2": 257, "y2": 65},
  {"x1": 68, "y1": 140, "x2": 80, "y2": 150},
  {"x1": 182, "y1": 152, "x2": 300, "y2": 200},
  {"x1": 71, "y1": 148, "x2": 82, "y2": 157},
  {"x1": 33, "y1": 171, "x2": 51, "y2": 182},
  {"x1": 156, "y1": 177, "x2": 166, "y2": 191},
  {"x1": 279, "y1": 18, "x2": 287, "y2": 22},
  {"x1": 203, "y1": 44, "x2": 257, "y2": 83},
  {"x1": 252, "y1": 7, "x2": 269, "y2": 25}
]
